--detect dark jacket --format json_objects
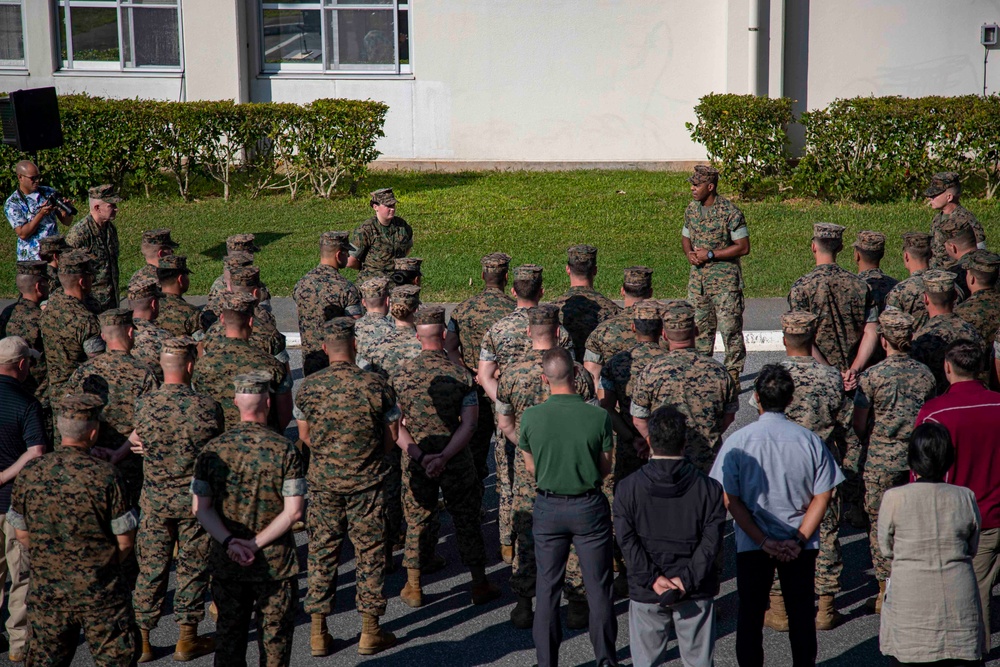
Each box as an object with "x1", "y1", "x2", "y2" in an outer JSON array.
[{"x1": 613, "y1": 458, "x2": 725, "y2": 604}]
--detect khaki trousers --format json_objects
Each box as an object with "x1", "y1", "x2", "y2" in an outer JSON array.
[{"x1": 0, "y1": 514, "x2": 29, "y2": 655}]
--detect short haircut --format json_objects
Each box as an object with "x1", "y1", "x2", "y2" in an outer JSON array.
[
  {"x1": 221, "y1": 308, "x2": 251, "y2": 327},
  {"x1": 968, "y1": 268, "x2": 998, "y2": 288},
  {"x1": 856, "y1": 247, "x2": 884, "y2": 263},
  {"x1": 130, "y1": 295, "x2": 156, "y2": 311},
  {"x1": 927, "y1": 290, "x2": 956, "y2": 308},
  {"x1": 484, "y1": 270, "x2": 507, "y2": 288},
  {"x1": 647, "y1": 405, "x2": 687, "y2": 457},
  {"x1": 15, "y1": 274, "x2": 42, "y2": 296},
  {"x1": 944, "y1": 339, "x2": 983, "y2": 377},
  {"x1": 907, "y1": 422, "x2": 954, "y2": 481},
  {"x1": 541, "y1": 347, "x2": 574, "y2": 384},
  {"x1": 57, "y1": 416, "x2": 97, "y2": 442},
  {"x1": 567, "y1": 259, "x2": 596, "y2": 278},
  {"x1": 634, "y1": 319, "x2": 662, "y2": 338},
  {"x1": 512, "y1": 278, "x2": 542, "y2": 301},
  {"x1": 949, "y1": 227, "x2": 976, "y2": 249},
  {"x1": 906, "y1": 244, "x2": 932, "y2": 263},
  {"x1": 814, "y1": 237, "x2": 842, "y2": 255},
  {"x1": 783, "y1": 331, "x2": 814, "y2": 349},
  {"x1": 755, "y1": 364, "x2": 794, "y2": 412},
  {"x1": 623, "y1": 284, "x2": 653, "y2": 299},
  {"x1": 664, "y1": 327, "x2": 695, "y2": 342}
]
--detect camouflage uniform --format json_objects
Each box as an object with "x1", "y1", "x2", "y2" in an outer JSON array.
[
  {"x1": 954, "y1": 250, "x2": 1000, "y2": 345},
  {"x1": 133, "y1": 369, "x2": 223, "y2": 630},
  {"x1": 931, "y1": 210, "x2": 986, "y2": 270},
  {"x1": 38, "y1": 234, "x2": 68, "y2": 295},
  {"x1": 912, "y1": 312, "x2": 983, "y2": 395},
  {"x1": 7, "y1": 394, "x2": 140, "y2": 667},
  {"x1": 392, "y1": 347, "x2": 489, "y2": 570},
  {"x1": 297, "y1": 334, "x2": 400, "y2": 617},
  {"x1": 356, "y1": 312, "x2": 395, "y2": 365},
  {"x1": 65, "y1": 195, "x2": 121, "y2": 312},
  {"x1": 128, "y1": 263, "x2": 159, "y2": 292},
  {"x1": 496, "y1": 345, "x2": 596, "y2": 601},
  {"x1": 132, "y1": 319, "x2": 171, "y2": 384},
  {"x1": 349, "y1": 189, "x2": 414, "y2": 281},
  {"x1": 551, "y1": 245, "x2": 621, "y2": 360},
  {"x1": 1, "y1": 295, "x2": 47, "y2": 406},
  {"x1": 192, "y1": 418, "x2": 305, "y2": 667},
  {"x1": 201, "y1": 303, "x2": 287, "y2": 360},
  {"x1": 156, "y1": 293, "x2": 202, "y2": 338},
  {"x1": 885, "y1": 270, "x2": 929, "y2": 330},
  {"x1": 858, "y1": 268, "x2": 898, "y2": 315},
  {"x1": 683, "y1": 170, "x2": 748, "y2": 381}
]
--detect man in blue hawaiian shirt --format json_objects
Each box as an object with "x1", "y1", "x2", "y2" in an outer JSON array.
[{"x1": 4, "y1": 161, "x2": 74, "y2": 261}]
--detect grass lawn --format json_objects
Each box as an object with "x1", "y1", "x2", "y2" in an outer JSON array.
[{"x1": 2, "y1": 171, "x2": 999, "y2": 301}]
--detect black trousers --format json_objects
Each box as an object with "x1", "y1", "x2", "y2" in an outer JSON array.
[
  {"x1": 532, "y1": 490, "x2": 617, "y2": 667},
  {"x1": 736, "y1": 548, "x2": 819, "y2": 667}
]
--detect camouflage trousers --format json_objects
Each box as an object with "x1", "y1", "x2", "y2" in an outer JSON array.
[
  {"x1": 28, "y1": 600, "x2": 141, "y2": 667},
  {"x1": 688, "y1": 282, "x2": 746, "y2": 379},
  {"x1": 402, "y1": 448, "x2": 487, "y2": 570},
  {"x1": 212, "y1": 576, "x2": 297, "y2": 667},
  {"x1": 839, "y1": 402, "x2": 865, "y2": 511},
  {"x1": 305, "y1": 487, "x2": 387, "y2": 617},
  {"x1": 134, "y1": 513, "x2": 211, "y2": 629},
  {"x1": 510, "y1": 450, "x2": 586, "y2": 601},
  {"x1": 864, "y1": 470, "x2": 910, "y2": 581},
  {"x1": 495, "y1": 430, "x2": 516, "y2": 547}
]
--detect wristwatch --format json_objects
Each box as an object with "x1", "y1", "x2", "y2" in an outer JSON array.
[{"x1": 706, "y1": 250, "x2": 715, "y2": 261}]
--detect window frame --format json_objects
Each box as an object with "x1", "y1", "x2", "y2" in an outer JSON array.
[
  {"x1": 0, "y1": 0, "x2": 26, "y2": 69},
  {"x1": 259, "y1": 0, "x2": 410, "y2": 76},
  {"x1": 57, "y1": 0, "x2": 184, "y2": 73}
]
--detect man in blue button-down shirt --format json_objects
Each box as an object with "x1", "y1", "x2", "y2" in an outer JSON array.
[{"x1": 4, "y1": 161, "x2": 74, "y2": 261}]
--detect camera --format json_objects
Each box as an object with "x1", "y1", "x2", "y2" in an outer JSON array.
[{"x1": 46, "y1": 192, "x2": 77, "y2": 217}]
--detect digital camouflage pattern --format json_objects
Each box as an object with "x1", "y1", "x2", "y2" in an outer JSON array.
[
  {"x1": 551, "y1": 286, "x2": 622, "y2": 362},
  {"x1": 212, "y1": 575, "x2": 296, "y2": 667},
  {"x1": 128, "y1": 263, "x2": 158, "y2": 292},
  {"x1": 630, "y1": 348, "x2": 738, "y2": 473},
  {"x1": 884, "y1": 271, "x2": 929, "y2": 330},
  {"x1": 192, "y1": 421, "x2": 305, "y2": 582},
  {"x1": 448, "y1": 286, "x2": 516, "y2": 370},
  {"x1": 27, "y1": 601, "x2": 140, "y2": 667},
  {"x1": 131, "y1": 317, "x2": 171, "y2": 384},
  {"x1": 583, "y1": 305, "x2": 642, "y2": 366},
  {"x1": 930, "y1": 205, "x2": 986, "y2": 269},
  {"x1": 863, "y1": 469, "x2": 911, "y2": 581},
  {"x1": 191, "y1": 336, "x2": 290, "y2": 430},
  {"x1": 1, "y1": 297, "x2": 47, "y2": 401},
  {"x1": 911, "y1": 314, "x2": 984, "y2": 394},
  {"x1": 65, "y1": 214, "x2": 120, "y2": 312},
  {"x1": 201, "y1": 306, "x2": 287, "y2": 360},
  {"x1": 355, "y1": 312, "x2": 396, "y2": 367},
  {"x1": 293, "y1": 264, "x2": 363, "y2": 376},
  {"x1": 479, "y1": 307, "x2": 575, "y2": 373},
  {"x1": 363, "y1": 325, "x2": 421, "y2": 378},
  {"x1": 954, "y1": 287, "x2": 1000, "y2": 345},
  {"x1": 134, "y1": 514, "x2": 211, "y2": 630},
  {"x1": 391, "y1": 350, "x2": 486, "y2": 570},
  {"x1": 349, "y1": 215, "x2": 414, "y2": 280},
  {"x1": 39, "y1": 290, "x2": 102, "y2": 400},
  {"x1": 858, "y1": 268, "x2": 899, "y2": 315},
  {"x1": 155, "y1": 293, "x2": 202, "y2": 337},
  {"x1": 788, "y1": 263, "x2": 876, "y2": 371},
  {"x1": 683, "y1": 195, "x2": 749, "y2": 378}
]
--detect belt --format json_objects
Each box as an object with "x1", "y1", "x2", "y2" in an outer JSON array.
[{"x1": 536, "y1": 488, "x2": 600, "y2": 499}]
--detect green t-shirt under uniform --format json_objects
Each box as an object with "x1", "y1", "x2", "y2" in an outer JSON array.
[{"x1": 518, "y1": 393, "x2": 613, "y2": 495}]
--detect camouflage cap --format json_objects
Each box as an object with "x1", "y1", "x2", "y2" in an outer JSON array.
[
  {"x1": 223, "y1": 251, "x2": 254, "y2": 270},
  {"x1": 661, "y1": 299, "x2": 696, "y2": 330},
  {"x1": 0, "y1": 336, "x2": 40, "y2": 364},
  {"x1": 481, "y1": 252, "x2": 512, "y2": 273},
  {"x1": 633, "y1": 301, "x2": 662, "y2": 321},
  {"x1": 922, "y1": 269, "x2": 957, "y2": 294},
  {"x1": 902, "y1": 231, "x2": 932, "y2": 250},
  {"x1": 780, "y1": 310, "x2": 819, "y2": 336},
  {"x1": 512, "y1": 264, "x2": 543, "y2": 281},
  {"x1": 226, "y1": 234, "x2": 260, "y2": 254},
  {"x1": 389, "y1": 284, "x2": 421, "y2": 307},
  {"x1": 229, "y1": 265, "x2": 261, "y2": 287},
  {"x1": 359, "y1": 277, "x2": 392, "y2": 300},
  {"x1": 323, "y1": 317, "x2": 356, "y2": 341},
  {"x1": 16, "y1": 260, "x2": 47, "y2": 277},
  {"x1": 58, "y1": 250, "x2": 95, "y2": 275},
  {"x1": 128, "y1": 276, "x2": 161, "y2": 301},
  {"x1": 813, "y1": 223, "x2": 845, "y2": 240},
  {"x1": 161, "y1": 336, "x2": 197, "y2": 356},
  {"x1": 623, "y1": 266, "x2": 654, "y2": 289},
  {"x1": 158, "y1": 254, "x2": 192, "y2": 275},
  {"x1": 852, "y1": 230, "x2": 886, "y2": 253},
  {"x1": 319, "y1": 231, "x2": 352, "y2": 251},
  {"x1": 527, "y1": 304, "x2": 560, "y2": 325},
  {"x1": 141, "y1": 228, "x2": 179, "y2": 248},
  {"x1": 57, "y1": 393, "x2": 105, "y2": 421},
  {"x1": 964, "y1": 249, "x2": 1000, "y2": 274},
  {"x1": 38, "y1": 234, "x2": 69, "y2": 256},
  {"x1": 98, "y1": 308, "x2": 134, "y2": 327},
  {"x1": 218, "y1": 291, "x2": 258, "y2": 315},
  {"x1": 688, "y1": 165, "x2": 720, "y2": 185},
  {"x1": 925, "y1": 172, "x2": 960, "y2": 198},
  {"x1": 878, "y1": 310, "x2": 916, "y2": 344},
  {"x1": 88, "y1": 184, "x2": 122, "y2": 203},
  {"x1": 938, "y1": 215, "x2": 973, "y2": 239},
  {"x1": 233, "y1": 371, "x2": 271, "y2": 395},
  {"x1": 567, "y1": 244, "x2": 598, "y2": 266},
  {"x1": 394, "y1": 257, "x2": 423, "y2": 274},
  {"x1": 414, "y1": 306, "x2": 446, "y2": 326},
  {"x1": 370, "y1": 188, "x2": 397, "y2": 206}
]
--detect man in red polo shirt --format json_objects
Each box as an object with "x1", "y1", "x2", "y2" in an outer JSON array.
[{"x1": 916, "y1": 339, "x2": 1000, "y2": 650}]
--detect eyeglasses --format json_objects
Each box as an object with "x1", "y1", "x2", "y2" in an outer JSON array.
[{"x1": 19, "y1": 175, "x2": 41, "y2": 183}]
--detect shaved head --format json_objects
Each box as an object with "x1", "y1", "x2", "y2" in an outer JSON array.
[
  {"x1": 541, "y1": 347, "x2": 574, "y2": 385},
  {"x1": 159, "y1": 349, "x2": 193, "y2": 375},
  {"x1": 14, "y1": 160, "x2": 37, "y2": 177},
  {"x1": 15, "y1": 273, "x2": 43, "y2": 297}
]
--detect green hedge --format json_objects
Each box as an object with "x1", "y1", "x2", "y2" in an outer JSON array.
[
  {"x1": 688, "y1": 94, "x2": 1000, "y2": 202},
  {"x1": 0, "y1": 95, "x2": 389, "y2": 201}
]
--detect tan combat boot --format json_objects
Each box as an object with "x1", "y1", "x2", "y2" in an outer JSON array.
[
  {"x1": 510, "y1": 595, "x2": 534, "y2": 629},
  {"x1": 816, "y1": 594, "x2": 844, "y2": 630},
  {"x1": 138, "y1": 629, "x2": 154, "y2": 663},
  {"x1": 358, "y1": 612, "x2": 397, "y2": 655},
  {"x1": 566, "y1": 599, "x2": 589, "y2": 630},
  {"x1": 310, "y1": 614, "x2": 335, "y2": 657},
  {"x1": 400, "y1": 568, "x2": 423, "y2": 608},
  {"x1": 207, "y1": 601, "x2": 218, "y2": 623},
  {"x1": 469, "y1": 566, "x2": 502, "y2": 605},
  {"x1": 500, "y1": 545, "x2": 514, "y2": 564},
  {"x1": 763, "y1": 592, "x2": 789, "y2": 632},
  {"x1": 173, "y1": 623, "x2": 214, "y2": 661},
  {"x1": 865, "y1": 580, "x2": 886, "y2": 614}
]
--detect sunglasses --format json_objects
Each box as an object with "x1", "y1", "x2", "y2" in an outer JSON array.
[{"x1": 20, "y1": 175, "x2": 41, "y2": 183}]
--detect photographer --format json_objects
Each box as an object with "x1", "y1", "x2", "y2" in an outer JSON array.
[{"x1": 3, "y1": 161, "x2": 74, "y2": 261}]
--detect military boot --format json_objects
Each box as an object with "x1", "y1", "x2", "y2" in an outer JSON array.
[
  {"x1": 510, "y1": 595, "x2": 534, "y2": 629},
  {"x1": 763, "y1": 592, "x2": 789, "y2": 632},
  {"x1": 400, "y1": 568, "x2": 423, "y2": 608},
  {"x1": 500, "y1": 544, "x2": 514, "y2": 565},
  {"x1": 421, "y1": 553, "x2": 447, "y2": 575},
  {"x1": 359, "y1": 612, "x2": 397, "y2": 655},
  {"x1": 469, "y1": 566, "x2": 502, "y2": 605},
  {"x1": 173, "y1": 623, "x2": 214, "y2": 661},
  {"x1": 310, "y1": 614, "x2": 335, "y2": 657},
  {"x1": 139, "y1": 629, "x2": 154, "y2": 663},
  {"x1": 865, "y1": 580, "x2": 886, "y2": 614},
  {"x1": 566, "y1": 599, "x2": 589, "y2": 630},
  {"x1": 816, "y1": 594, "x2": 844, "y2": 630}
]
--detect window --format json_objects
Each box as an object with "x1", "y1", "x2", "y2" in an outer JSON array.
[
  {"x1": 0, "y1": 0, "x2": 25, "y2": 67},
  {"x1": 260, "y1": 0, "x2": 409, "y2": 74},
  {"x1": 57, "y1": 0, "x2": 182, "y2": 71}
]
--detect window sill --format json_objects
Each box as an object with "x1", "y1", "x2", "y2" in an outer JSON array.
[
  {"x1": 0, "y1": 68, "x2": 28, "y2": 75},
  {"x1": 53, "y1": 69, "x2": 184, "y2": 78},
  {"x1": 257, "y1": 71, "x2": 414, "y2": 81}
]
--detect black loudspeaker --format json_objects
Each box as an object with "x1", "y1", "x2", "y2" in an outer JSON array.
[{"x1": 0, "y1": 87, "x2": 63, "y2": 152}]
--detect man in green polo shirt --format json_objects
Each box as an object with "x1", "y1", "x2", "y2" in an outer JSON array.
[{"x1": 519, "y1": 347, "x2": 616, "y2": 667}]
